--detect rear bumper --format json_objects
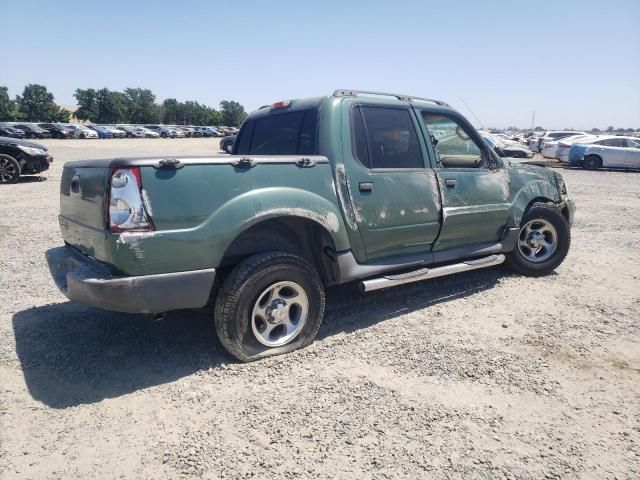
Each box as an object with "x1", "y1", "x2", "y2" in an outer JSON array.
[{"x1": 45, "y1": 246, "x2": 216, "y2": 314}]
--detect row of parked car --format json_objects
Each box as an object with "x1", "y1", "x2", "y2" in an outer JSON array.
[
  {"x1": 526, "y1": 130, "x2": 640, "y2": 169},
  {"x1": 0, "y1": 123, "x2": 239, "y2": 140}
]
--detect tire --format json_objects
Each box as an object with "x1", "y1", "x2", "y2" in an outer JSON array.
[
  {"x1": 583, "y1": 154, "x2": 602, "y2": 170},
  {"x1": 505, "y1": 202, "x2": 570, "y2": 276},
  {"x1": 161, "y1": 132, "x2": 167, "y2": 138},
  {"x1": 80, "y1": 133, "x2": 85, "y2": 139},
  {"x1": 214, "y1": 252, "x2": 325, "y2": 362},
  {"x1": 0, "y1": 154, "x2": 21, "y2": 184},
  {"x1": 224, "y1": 142, "x2": 233, "y2": 154}
]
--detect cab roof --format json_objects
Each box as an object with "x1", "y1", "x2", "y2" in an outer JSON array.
[{"x1": 249, "y1": 89, "x2": 455, "y2": 119}]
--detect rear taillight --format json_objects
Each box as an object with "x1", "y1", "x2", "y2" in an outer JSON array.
[{"x1": 107, "y1": 167, "x2": 154, "y2": 232}]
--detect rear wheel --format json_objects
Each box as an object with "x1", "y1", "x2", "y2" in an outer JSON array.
[
  {"x1": 214, "y1": 252, "x2": 325, "y2": 362},
  {"x1": 0, "y1": 155, "x2": 21, "y2": 184},
  {"x1": 583, "y1": 154, "x2": 602, "y2": 170},
  {"x1": 161, "y1": 132, "x2": 167, "y2": 138},
  {"x1": 506, "y1": 202, "x2": 570, "y2": 276}
]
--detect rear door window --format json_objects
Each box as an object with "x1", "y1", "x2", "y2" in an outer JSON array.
[
  {"x1": 351, "y1": 106, "x2": 423, "y2": 169},
  {"x1": 235, "y1": 109, "x2": 317, "y2": 155}
]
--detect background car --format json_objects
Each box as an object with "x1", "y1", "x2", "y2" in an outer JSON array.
[
  {"x1": 87, "y1": 125, "x2": 114, "y2": 139},
  {"x1": 532, "y1": 131, "x2": 585, "y2": 153},
  {"x1": 0, "y1": 125, "x2": 26, "y2": 139},
  {"x1": 569, "y1": 136, "x2": 640, "y2": 169},
  {"x1": 220, "y1": 135, "x2": 235, "y2": 153},
  {"x1": 12, "y1": 124, "x2": 52, "y2": 139},
  {"x1": 553, "y1": 135, "x2": 597, "y2": 162},
  {"x1": 480, "y1": 131, "x2": 532, "y2": 158},
  {"x1": 0, "y1": 136, "x2": 53, "y2": 183},
  {"x1": 64, "y1": 124, "x2": 99, "y2": 139},
  {"x1": 99, "y1": 126, "x2": 126, "y2": 138},
  {"x1": 144, "y1": 125, "x2": 177, "y2": 138},
  {"x1": 37, "y1": 123, "x2": 74, "y2": 139}
]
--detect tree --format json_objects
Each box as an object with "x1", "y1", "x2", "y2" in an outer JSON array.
[
  {"x1": 533, "y1": 126, "x2": 544, "y2": 131},
  {"x1": 220, "y1": 100, "x2": 247, "y2": 126},
  {"x1": 0, "y1": 86, "x2": 20, "y2": 121},
  {"x1": 123, "y1": 88, "x2": 159, "y2": 124},
  {"x1": 590, "y1": 127, "x2": 601, "y2": 133},
  {"x1": 94, "y1": 88, "x2": 125, "y2": 123},
  {"x1": 16, "y1": 84, "x2": 59, "y2": 122},
  {"x1": 48, "y1": 105, "x2": 72, "y2": 123},
  {"x1": 74, "y1": 88, "x2": 99, "y2": 122},
  {"x1": 162, "y1": 98, "x2": 179, "y2": 124},
  {"x1": 606, "y1": 126, "x2": 614, "y2": 132}
]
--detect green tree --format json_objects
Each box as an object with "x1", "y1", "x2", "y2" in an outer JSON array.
[
  {"x1": 0, "y1": 87, "x2": 20, "y2": 121},
  {"x1": 74, "y1": 88, "x2": 99, "y2": 122},
  {"x1": 220, "y1": 100, "x2": 247, "y2": 126},
  {"x1": 606, "y1": 126, "x2": 614, "y2": 132},
  {"x1": 95, "y1": 88, "x2": 125, "y2": 123},
  {"x1": 205, "y1": 107, "x2": 223, "y2": 126},
  {"x1": 590, "y1": 127, "x2": 601, "y2": 133},
  {"x1": 16, "y1": 84, "x2": 59, "y2": 122},
  {"x1": 162, "y1": 98, "x2": 179, "y2": 124},
  {"x1": 48, "y1": 105, "x2": 72, "y2": 123},
  {"x1": 123, "y1": 88, "x2": 159, "y2": 124}
]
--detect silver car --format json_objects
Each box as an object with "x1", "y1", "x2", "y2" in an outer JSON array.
[{"x1": 575, "y1": 136, "x2": 640, "y2": 170}]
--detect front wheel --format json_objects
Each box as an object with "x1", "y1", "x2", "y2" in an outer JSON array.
[
  {"x1": 224, "y1": 142, "x2": 232, "y2": 154},
  {"x1": 214, "y1": 252, "x2": 325, "y2": 362},
  {"x1": 505, "y1": 202, "x2": 570, "y2": 276},
  {"x1": 0, "y1": 154, "x2": 21, "y2": 184},
  {"x1": 583, "y1": 155, "x2": 602, "y2": 170}
]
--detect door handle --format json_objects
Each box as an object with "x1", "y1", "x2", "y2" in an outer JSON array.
[
  {"x1": 445, "y1": 178, "x2": 457, "y2": 188},
  {"x1": 359, "y1": 182, "x2": 374, "y2": 192}
]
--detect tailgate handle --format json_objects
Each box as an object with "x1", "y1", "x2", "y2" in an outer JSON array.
[
  {"x1": 359, "y1": 182, "x2": 374, "y2": 192},
  {"x1": 70, "y1": 175, "x2": 80, "y2": 193},
  {"x1": 445, "y1": 178, "x2": 457, "y2": 188}
]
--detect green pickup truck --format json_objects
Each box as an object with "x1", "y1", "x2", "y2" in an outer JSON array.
[{"x1": 46, "y1": 89, "x2": 574, "y2": 362}]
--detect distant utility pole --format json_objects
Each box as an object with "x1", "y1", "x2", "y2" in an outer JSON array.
[{"x1": 530, "y1": 109, "x2": 535, "y2": 132}]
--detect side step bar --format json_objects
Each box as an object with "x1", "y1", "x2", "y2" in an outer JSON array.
[{"x1": 360, "y1": 254, "x2": 505, "y2": 292}]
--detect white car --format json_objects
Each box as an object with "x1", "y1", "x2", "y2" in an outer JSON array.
[
  {"x1": 572, "y1": 136, "x2": 640, "y2": 169},
  {"x1": 541, "y1": 134, "x2": 594, "y2": 159},
  {"x1": 555, "y1": 135, "x2": 598, "y2": 162},
  {"x1": 531, "y1": 131, "x2": 585, "y2": 153},
  {"x1": 65, "y1": 124, "x2": 98, "y2": 139}
]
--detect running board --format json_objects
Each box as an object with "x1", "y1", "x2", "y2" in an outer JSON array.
[{"x1": 359, "y1": 254, "x2": 505, "y2": 292}]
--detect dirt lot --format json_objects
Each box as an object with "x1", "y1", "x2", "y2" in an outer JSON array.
[{"x1": 1, "y1": 138, "x2": 639, "y2": 479}]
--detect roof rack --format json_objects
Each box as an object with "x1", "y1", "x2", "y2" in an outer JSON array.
[{"x1": 332, "y1": 89, "x2": 449, "y2": 106}]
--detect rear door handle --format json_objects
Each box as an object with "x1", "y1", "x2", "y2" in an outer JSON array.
[
  {"x1": 445, "y1": 178, "x2": 457, "y2": 188},
  {"x1": 359, "y1": 182, "x2": 374, "y2": 192}
]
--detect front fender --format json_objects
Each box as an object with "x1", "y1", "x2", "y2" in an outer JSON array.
[{"x1": 506, "y1": 165, "x2": 561, "y2": 227}]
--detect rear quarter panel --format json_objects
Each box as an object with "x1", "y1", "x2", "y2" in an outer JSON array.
[{"x1": 108, "y1": 159, "x2": 350, "y2": 275}]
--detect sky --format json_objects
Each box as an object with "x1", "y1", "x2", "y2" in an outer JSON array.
[{"x1": 1, "y1": 0, "x2": 639, "y2": 129}]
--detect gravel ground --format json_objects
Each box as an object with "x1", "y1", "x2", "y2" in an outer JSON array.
[{"x1": 1, "y1": 138, "x2": 639, "y2": 479}]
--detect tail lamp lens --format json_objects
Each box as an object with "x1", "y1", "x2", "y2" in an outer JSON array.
[{"x1": 108, "y1": 167, "x2": 153, "y2": 232}]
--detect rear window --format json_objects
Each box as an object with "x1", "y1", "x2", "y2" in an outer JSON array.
[{"x1": 234, "y1": 109, "x2": 317, "y2": 155}]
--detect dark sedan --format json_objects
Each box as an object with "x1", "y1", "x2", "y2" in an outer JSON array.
[
  {"x1": 0, "y1": 125, "x2": 26, "y2": 139},
  {"x1": 12, "y1": 124, "x2": 52, "y2": 139},
  {"x1": 0, "y1": 136, "x2": 53, "y2": 183},
  {"x1": 38, "y1": 123, "x2": 75, "y2": 139}
]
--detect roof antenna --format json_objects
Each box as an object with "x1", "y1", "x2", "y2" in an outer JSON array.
[{"x1": 459, "y1": 96, "x2": 484, "y2": 130}]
